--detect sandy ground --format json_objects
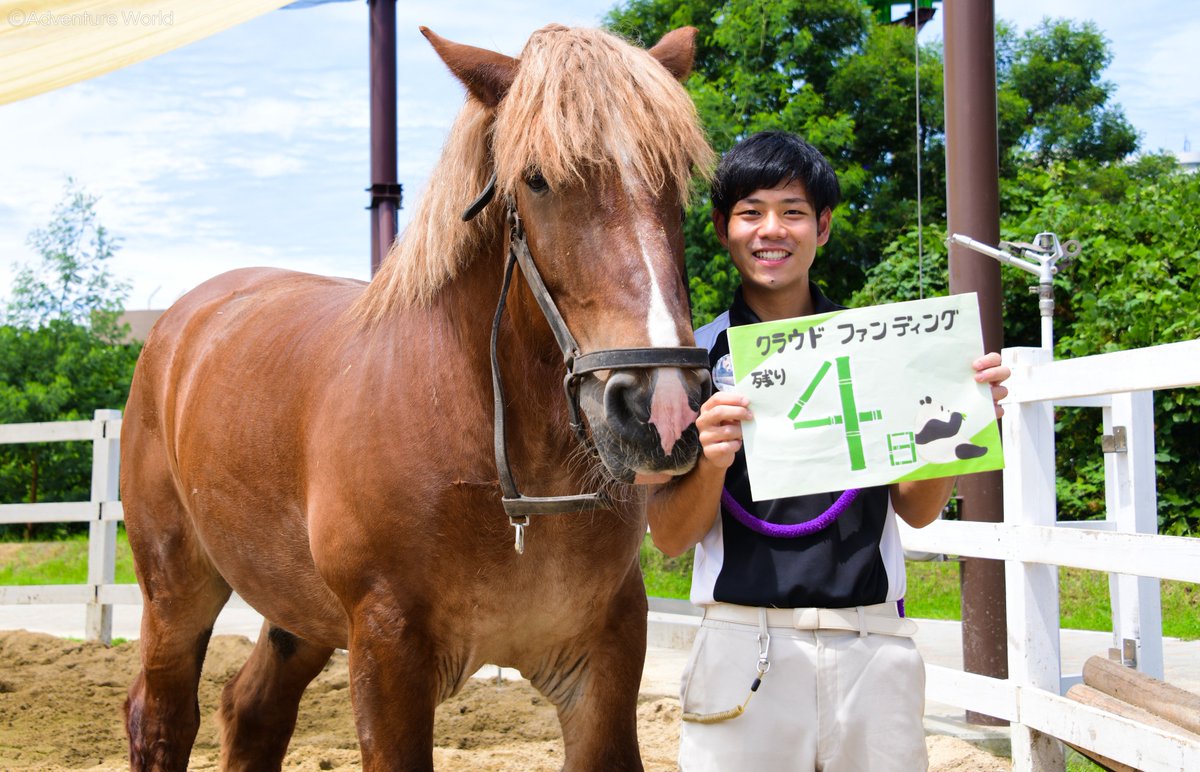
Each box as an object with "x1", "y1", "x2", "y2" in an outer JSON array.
[{"x1": 0, "y1": 630, "x2": 1008, "y2": 770}]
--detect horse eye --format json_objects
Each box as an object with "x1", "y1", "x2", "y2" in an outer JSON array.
[{"x1": 526, "y1": 172, "x2": 549, "y2": 194}]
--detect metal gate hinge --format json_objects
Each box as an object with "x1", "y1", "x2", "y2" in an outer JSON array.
[{"x1": 1101, "y1": 426, "x2": 1127, "y2": 454}]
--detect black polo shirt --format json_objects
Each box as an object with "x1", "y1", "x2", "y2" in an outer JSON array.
[{"x1": 689, "y1": 285, "x2": 905, "y2": 609}]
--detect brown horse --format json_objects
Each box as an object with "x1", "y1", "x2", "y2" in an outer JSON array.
[{"x1": 120, "y1": 23, "x2": 713, "y2": 771}]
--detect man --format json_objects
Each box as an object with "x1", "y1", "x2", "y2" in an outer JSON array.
[{"x1": 650, "y1": 131, "x2": 1010, "y2": 771}]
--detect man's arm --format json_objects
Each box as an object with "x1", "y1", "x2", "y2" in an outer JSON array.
[
  {"x1": 890, "y1": 476, "x2": 956, "y2": 528},
  {"x1": 647, "y1": 391, "x2": 752, "y2": 557},
  {"x1": 889, "y1": 352, "x2": 1011, "y2": 529}
]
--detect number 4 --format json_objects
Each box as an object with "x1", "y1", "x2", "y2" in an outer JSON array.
[{"x1": 788, "y1": 356, "x2": 883, "y2": 471}]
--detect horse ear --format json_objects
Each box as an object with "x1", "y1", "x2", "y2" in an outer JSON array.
[
  {"x1": 420, "y1": 27, "x2": 518, "y2": 107},
  {"x1": 648, "y1": 26, "x2": 698, "y2": 82}
]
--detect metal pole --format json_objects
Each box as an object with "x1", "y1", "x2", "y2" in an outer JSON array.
[
  {"x1": 369, "y1": 0, "x2": 401, "y2": 277},
  {"x1": 943, "y1": 0, "x2": 1008, "y2": 725}
]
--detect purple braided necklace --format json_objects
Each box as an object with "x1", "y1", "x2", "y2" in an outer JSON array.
[{"x1": 720, "y1": 487, "x2": 861, "y2": 538}]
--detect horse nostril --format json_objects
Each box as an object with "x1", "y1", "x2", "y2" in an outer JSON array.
[{"x1": 603, "y1": 371, "x2": 647, "y2": 432}]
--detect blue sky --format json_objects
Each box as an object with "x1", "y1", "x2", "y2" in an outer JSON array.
[{"x1": 1, "y1": 0, "x2": 1197, "y2": 311}]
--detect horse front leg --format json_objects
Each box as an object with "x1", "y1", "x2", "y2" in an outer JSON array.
[
  {"x1": 533, "y1": 576, "x2": 648, "y2": 771},
  {"x1": 346, "y1": 602, "x2": 450, "y2": 772}
]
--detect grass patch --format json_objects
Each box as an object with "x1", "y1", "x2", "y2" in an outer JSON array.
[
  {"x1": 640, "y1": 536, "x2": 1200, "y2": 639},
  {"x1": 906, "y1": 560, "x2": 1200, "y2": 640},
  {"x1": 903, "y1": 559, "x2": 962, "y2": 620},
  {"x1": 0, "y1": 528, "x2": 136, "y2": 585},
  {"x1": 640, "y1": 535, "x2": 692, "y2": 600},
  {"x1": 1065, "y1": 747, "x2": 1108, "y2": 771}
]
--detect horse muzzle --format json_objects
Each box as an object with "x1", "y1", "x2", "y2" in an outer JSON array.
[{"x1": 583, "y1": 366, "x2": 710, "y2": 483}]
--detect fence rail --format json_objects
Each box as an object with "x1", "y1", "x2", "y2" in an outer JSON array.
[{"x1": 899, "y1": 520, "x2": 1199, "y2": 583}]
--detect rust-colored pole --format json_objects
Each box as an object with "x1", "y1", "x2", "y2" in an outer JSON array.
[
  {"x1": 369, "y1": 0, "x2": 401, "y2": 276},
  {"x1": 943, "y1": 0, "x2": 1008, "y2": 726}
]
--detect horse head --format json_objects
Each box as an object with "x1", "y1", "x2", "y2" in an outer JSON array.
[{"x1": 423, "y1": 24, "x2": 715, "y2": 485}]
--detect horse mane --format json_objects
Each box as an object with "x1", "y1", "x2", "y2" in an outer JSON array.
[{"x1": 353, "y1": 24, "x2": 714, "y2": 322}]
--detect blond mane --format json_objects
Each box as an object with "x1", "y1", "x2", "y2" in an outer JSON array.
[{"x1": 355, "y1": 25, "x2": 714, "y2": 321}]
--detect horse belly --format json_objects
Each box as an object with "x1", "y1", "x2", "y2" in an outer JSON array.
[{"x1": 128, "y1": 269, "x2": 359, "y2": 648}]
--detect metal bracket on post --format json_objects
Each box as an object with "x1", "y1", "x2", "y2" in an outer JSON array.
[
  {"x1": 1108, "y1": 638, "x2": 1138, "y2": 669},
  {"x1": 1101, "y1": 426, "x2": 1128, "y2": 454}
]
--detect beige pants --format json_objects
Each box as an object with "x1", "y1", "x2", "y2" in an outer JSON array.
[{"x1": 679, "y1": 607, "x2": 928, "y2": 771}]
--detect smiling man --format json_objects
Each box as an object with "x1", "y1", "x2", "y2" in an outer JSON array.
[{"x1": 648, "y1": 131, "x2": 1011, "y2": 771}]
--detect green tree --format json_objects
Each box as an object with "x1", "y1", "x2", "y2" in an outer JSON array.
[
  {"x1": 1, "y1": 181, "x2": 141, "y2": 538},
  {"x1": 606, "y1": 2, "x2": 1141, "y2": 323},
  {"x1": 996, "y1": 19, "x2": 1139, "y2": 167},
  {"x1": 608, "y1": 0, "x2": 875, "y2": 321},
  {"x1": 6, "y1": 180, "x2": 129, "y2": 336}
]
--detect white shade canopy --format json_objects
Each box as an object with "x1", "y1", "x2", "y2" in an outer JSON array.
[{"x1": 0, "y1": 0, "x2": 296, "y2": 105}]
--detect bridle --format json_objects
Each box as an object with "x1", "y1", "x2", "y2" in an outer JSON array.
[{"x1": 464, "y1": 173, "x2": 711, "y2": 553}]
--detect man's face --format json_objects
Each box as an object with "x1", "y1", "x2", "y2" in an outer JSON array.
[{"x1": 714, "y1": 179, "x2": 831, "y2": 296}]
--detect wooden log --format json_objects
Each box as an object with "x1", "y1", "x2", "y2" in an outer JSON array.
[
  {"x1": 1065, "y1": 684, "x2": 1200, "y2": 772},
  {"x1": 1083, "y1": 655, "x2": 1200, "y2": 735}
]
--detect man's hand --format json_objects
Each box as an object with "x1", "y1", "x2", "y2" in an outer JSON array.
[
  {"x1": 696, "y1": 391, "x2": 753, "y2": 470},
  {"x1": 973, "y1": 352, "x2": 1011, "y2": 418},
  {"x1": 647, "y1": 390, "x2": 750, "y2": 557}
]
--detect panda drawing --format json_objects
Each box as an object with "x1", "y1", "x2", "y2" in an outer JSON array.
[{"x1": 914, "y1": 396, "x2": 989, "y2": 464}]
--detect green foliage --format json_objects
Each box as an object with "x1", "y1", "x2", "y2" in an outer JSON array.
[
  {"x1": 997, "y1": 19, "x2": 1138, "y2": 166},
  {"x1": 1, "y1": 181, "x2": 141, "y2": 538},
  {"x1": 607, "y1": 3, "x2": 1138, "y2": 320},
  {"x1": 1049, "y1": 164, "x2": 1200, "y2": 534},
  {"x1": 5, "y1": 179, "x2": 129, "y2": 334},
  {"x1": 608, "y1": 0, "x2": 930, "y2": 306}
]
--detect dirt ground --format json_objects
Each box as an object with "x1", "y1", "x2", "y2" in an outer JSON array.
[{"x1": 0, "y1": 630, "x2": 1009, "y2": 770}]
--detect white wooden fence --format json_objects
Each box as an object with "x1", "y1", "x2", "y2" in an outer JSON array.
[
  {"x1": 899, "y1": 339, "x2": 1200, "y2": 771},
  {"x1": 0, "y1": 409, "x2": 135, "y2": 641},
  {"x1": 3, "y1": 340, "x2": 1200, "y2": 769}
]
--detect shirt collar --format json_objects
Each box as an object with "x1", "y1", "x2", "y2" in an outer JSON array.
[{"x1": 729, "y1": 282, "x2": 843, "y2": 328}]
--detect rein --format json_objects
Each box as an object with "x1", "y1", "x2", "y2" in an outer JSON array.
[{"x1": 466, "y1": 175, "x2": 710, "y2": 553}]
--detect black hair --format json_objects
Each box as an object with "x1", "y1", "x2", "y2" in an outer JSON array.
[{"x1": 710, "y1": 131, "x2": 841, "y2": 220}]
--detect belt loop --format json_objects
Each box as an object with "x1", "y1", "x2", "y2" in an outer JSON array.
[{"x1": 856, "y1": 606, "x2": 868, "y2": 637}]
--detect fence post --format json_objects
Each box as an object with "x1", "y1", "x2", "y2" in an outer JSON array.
[
  {"x1": 1104, "y1": 391, "x2": 1163, "y2": 678},
  {"x1": 85, "y1": 409, "x2": 121, "y2": 643},
  {"x1": 1001, "y1": 347, "x2": 1065, "y2": 771}
]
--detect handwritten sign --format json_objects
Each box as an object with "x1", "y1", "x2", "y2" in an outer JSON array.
[{"x1": 726, "y1": 293, "x2": 1004, "y2": 501}]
